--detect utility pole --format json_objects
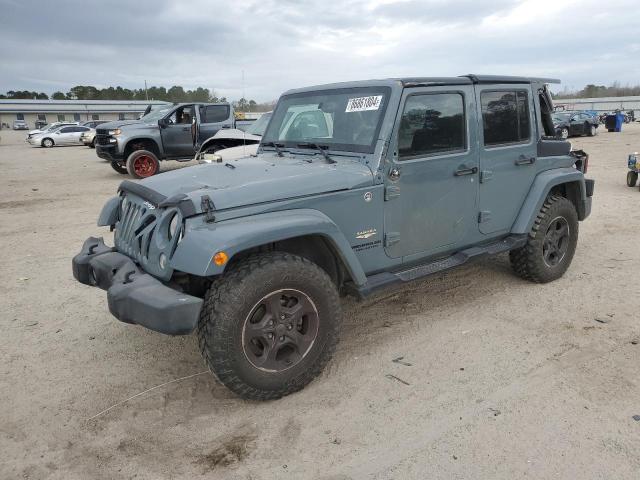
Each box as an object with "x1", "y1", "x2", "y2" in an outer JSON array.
[
  {"x1": 144, "y1": 80, "x2": 149, "y2": 101},
  {"x1": 242, "y1": 69, "x2": 245, "y2": 111}
]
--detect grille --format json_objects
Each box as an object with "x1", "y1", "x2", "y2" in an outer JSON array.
[
  {"x1": 113, "y1": 193, "x2": 181, "y2": 281},
  {"x1": 115, "y1": 195, "x2": 157, "y2": 262}
]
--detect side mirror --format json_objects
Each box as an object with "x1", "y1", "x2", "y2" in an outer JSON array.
[{"x1": 158, "y1": 118, "x2": 169, "y2": 128}]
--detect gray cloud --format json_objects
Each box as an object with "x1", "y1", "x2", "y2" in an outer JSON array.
[{"x1": 0, "y1": 0, "x2": 638, "y2": 101}]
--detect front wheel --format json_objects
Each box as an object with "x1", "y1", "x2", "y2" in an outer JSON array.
[
  {"x1": 510, "y1": 195, "x2": 578, "y2": 283},
  {"x1": 41, "y1": 138, "x2": 54, "y2": 148},
  {"x1": 197, "y1": 252, "x2": 341, "y2": 400},
  {"x1": 627, "y1": 171, "x2": 638, "y2": 187},
  {"x1": 110, "y1": 160, "x2": 128, "y2": 174},
  {"x1": 126, "y1": 149, "x2": 160, "y2": 179},
  {"x1": 559, "y1": 127, "x2": 569, "y2": 139},
  {"x1": 587, "y1": 124, "x2": 597, "y2": 136},
  {"x1": 89, "y1": 138, "x2": 96, "y2": 148}
]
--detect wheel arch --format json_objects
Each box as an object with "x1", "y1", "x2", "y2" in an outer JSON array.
[
  {"x1": 170, "y1": 209, "x2": 368, "y2": 287},
  {"x1": 123, "y1": 137, "x2": 161, "y2": 159},
  {"x1": 512, "y1": 168, "x2": 588, "y2": 234}
]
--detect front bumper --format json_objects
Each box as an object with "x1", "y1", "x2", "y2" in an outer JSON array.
[
  {"x1": 96, "y1": 144, "x2": 121, "y2": 161},
  {"x1": 72, "y1": 236, "x2": 202, "y2": 335}
]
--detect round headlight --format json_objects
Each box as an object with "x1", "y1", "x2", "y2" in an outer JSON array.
[
  {"x1": 159, "y1": 253, "x2": 167, "y2": 270},
  {"x1": 169, "y1": 214, "x2": 179, "y2": 239}
]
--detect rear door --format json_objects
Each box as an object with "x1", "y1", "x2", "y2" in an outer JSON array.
[
  {"x1": 475, "y1": 84, "x2": 537, "y2": 235},
  {"x1": 198, "y1": 104, "x2": 233, "y2": 142},
  {"x1": 161, "y1": 105, "x2": 196, "y2": 157},
  {"x1": 383, "y1": 85, "x2": 479, "y2": 259}
]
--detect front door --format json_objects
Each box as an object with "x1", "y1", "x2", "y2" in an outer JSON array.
[
  {"x1": 383, "y1": 85, "x2": 479, "y2": 260},
  {"x1": 161, "y1": 105, "x2": 196, "y2": 157},
  {"x1": 475, "y1": 85, "x2": 537, "y2": 235}
]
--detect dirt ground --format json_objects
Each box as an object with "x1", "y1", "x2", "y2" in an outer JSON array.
[{"x1": 1, "y1": 124, "x2": 639, "y2": 480}]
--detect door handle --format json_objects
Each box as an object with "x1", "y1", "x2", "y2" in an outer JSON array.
[
  {"x1": 515, "y1": 155, "x2": 536, "y2": 166},
  {"x1": 221, "y1": 125, "x2": 231, "y2": 129},
  {"x1": 454, "y1": 166, "x2": 478, "y2": 176}
]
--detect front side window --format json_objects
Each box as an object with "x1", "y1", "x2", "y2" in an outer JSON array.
[
  {"x1": 398, "y1": 93, "x2": 466, "y2": 159},
  {"x1": 201, "y1": 105, "x2": 230, "y2": 123},
  {"x1": 262, "y1": 87, "x2": 391, "y2": 153},
  {"x1": 59, "y1": 127, "x2": 72, "y2": 133},
  {"x1": 167, "y1": 105, "x2": 194, "y2": 125},
  {"x1": 481, "y1": 90, "x2": 530, "y2": 146}
]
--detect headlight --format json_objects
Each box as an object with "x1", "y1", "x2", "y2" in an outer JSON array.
[
  {"x1": 169, "y1": 214, "x2": 179, "y2": 239},
  {"x1": 108, "y1": 128, "x2": 121, "y2": 136}
]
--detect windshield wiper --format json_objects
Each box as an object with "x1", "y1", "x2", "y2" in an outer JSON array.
[
  {"x1": 262, "y1": 141, "x2": 285, "y2": 157},
  {"x1": 297, "y1": 142, "x2": 337, "y2": 164}
]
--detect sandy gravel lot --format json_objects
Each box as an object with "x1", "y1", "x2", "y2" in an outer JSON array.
[{"x1": 1, "y1": 124, "x2": 640, "y2": 480}]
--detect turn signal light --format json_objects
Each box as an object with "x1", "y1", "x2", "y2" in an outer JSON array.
[{"x1": 213, "y1": 251, "x2": 229, "y2": 266}]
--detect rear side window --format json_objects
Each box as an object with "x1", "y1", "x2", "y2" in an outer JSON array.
[
  {"x1": 201, "y1": 105, "x2": 230, "y2": 123},
  {"x1": 398, "y1": 93, "x2": 466, "y2": 159},
  {"x1": 481, "y1": 90, "x2": 530, "y2": 146}
]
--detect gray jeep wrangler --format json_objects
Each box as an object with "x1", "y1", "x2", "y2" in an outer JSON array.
[{"x1": 73, "y1": 75, "x2": 594, "y2": 400}]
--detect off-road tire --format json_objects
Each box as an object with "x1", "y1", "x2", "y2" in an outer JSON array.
[
  {"x1": 627, "y1": 171, "x2": 637, "y2": 187},
  {"x1": 126, "y1": 149, "x2": 160, "y2": 179},
  {"x1": 509, "y1": 195, "x2": 578, "y2": 283},
  {"x1": 42, "y1": 138, "x2": 54, "y2": 148},
  {"x1": 197, "y1": 252, "x2": 341, "y2": 400},
  {"x1": 110, "y1": 160, "x2": 128, "y2": 174}
]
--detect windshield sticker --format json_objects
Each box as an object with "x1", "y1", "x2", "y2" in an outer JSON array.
[{"x1": 345, "y1": 95, "x2": 383, "y2": 113}]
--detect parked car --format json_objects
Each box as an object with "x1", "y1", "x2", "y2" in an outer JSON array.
[
  {"x1": 26, "y1": 122, "x2": 79, "y2": 140},
  {"x1": 196, "y1": 112, "x2": 272, "y2": 163},
  {"x1": 28, "y1": 125, "x2": 91, "y2": 147},
  {"x1": 13, "y1": 120, "x2": 28, "y2": 130},
  {"x1": 80, "y1": 128, "x2": 97, "y2": 148},
  {"x1": 552, "y1": 112, "x2": 598, "y2": 138},
  {"x1": 94, "y1": 102, "x2": 237, "y2": 178},
  {"x1": 73, "y1": 75, "x2": 594, "y2": 400},
  {"x1": 82, "y1": 120, "x2": 109, "y2": 129}
]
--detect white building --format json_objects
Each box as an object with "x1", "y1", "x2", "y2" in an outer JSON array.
[
  {"x1": 554, "y1": 96, "x2": 640, "y2": 114},
  {"x1": 0, "y1": 99, "x2": 169, "y2": 129}
]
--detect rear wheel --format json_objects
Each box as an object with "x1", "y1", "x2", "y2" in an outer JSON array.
[
  {"x1": 126, "y1": 149, "x2": 160, "y2": 179},
  {"x1": 627, "y1": 171, "x2": 638, "y2": 187},
  {"x1": 41, "y1": 138, "x2": 54, "y2": 148},
  {"x1": 510, "y1": 195, "x2": 578, "y2": 283},
  {"x1": 559, "y1": 127, "x2": 569, "y2": 139},
  {"x1": 197, "y1": 252, "x2": 341, "y2": 400},
  {"x1": 110, "y1": 160, "x2": 128, "y2": 174}
]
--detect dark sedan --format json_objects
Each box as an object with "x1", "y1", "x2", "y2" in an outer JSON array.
[{"x1": 553, "y1": 112, "x2": 598, "y2": 138}]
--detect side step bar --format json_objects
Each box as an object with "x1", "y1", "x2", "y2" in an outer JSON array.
[{"x1": 351, "y1": 235, "x2": 527, "y2": 299}]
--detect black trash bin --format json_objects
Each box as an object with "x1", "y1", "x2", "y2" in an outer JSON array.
[{"x1": 605, "y1": 114, "x2": 616, "y2": 132}]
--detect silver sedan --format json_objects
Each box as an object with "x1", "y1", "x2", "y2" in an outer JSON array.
[{"x1": 28, "y1": 125, "x2": 91, "y2": 148}]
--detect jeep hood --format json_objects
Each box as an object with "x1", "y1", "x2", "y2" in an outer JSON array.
[{"x1": 135, "y1": 154, "x2": 374, "y2": 213}]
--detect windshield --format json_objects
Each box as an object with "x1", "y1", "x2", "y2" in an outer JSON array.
[
  {"x1": 141, "y1": 106, "x2": 174, "y2": 122},
  {"x1": 262, "y1": 87, "x2": 391, "y2": 153},
  {"x1": 244, "y1": 112, "x2": 272, "y2": 136},
  {"x1": 552, "y1": 113, "x2": 571, "y2": 122}
]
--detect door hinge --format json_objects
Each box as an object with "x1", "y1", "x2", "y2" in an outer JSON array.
[
  {"x1": 385, "y1": 185, "x2": 400, "y2": 201},
  {"x1": 384, "y1": 232, "x2": 401, "y2": 247},
  {"x1": 480, "y1": 170, "x2": 493, "y2": 183},
  {"x1": 478, "y1": 211, "x2": 492, "y2": 223}
]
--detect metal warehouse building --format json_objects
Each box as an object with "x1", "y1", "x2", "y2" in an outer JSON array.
[
  {"x1": 554, "y1": 96, "x2": 640, "y2": 113},
  {"x1": 0, "y1": 99, "x2": 169, "y2": 129}
]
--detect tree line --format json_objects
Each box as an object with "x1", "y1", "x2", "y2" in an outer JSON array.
[
  {"x1": 0, "y1": 85, "x2": 275, "y2": 112},
  {"x1": 553, "y1": 82, "x2": 640, "y2": 99}
]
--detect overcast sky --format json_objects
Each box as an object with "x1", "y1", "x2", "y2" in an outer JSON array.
[{"x1": 1, "y1": 0, "x2": 639, "y2": 101}]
